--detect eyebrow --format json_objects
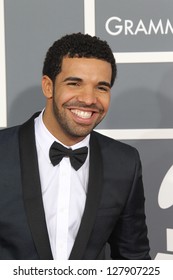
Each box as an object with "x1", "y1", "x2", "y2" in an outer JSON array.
[
  {"x1": 63, "y1": 77, "x2": 82, "y2": 82},
  {"x1": 63, "y1": 76, "x2": 111, "y2": 88}
]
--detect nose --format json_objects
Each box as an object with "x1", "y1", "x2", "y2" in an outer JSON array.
[{"x1": 77, "y1": 86, "x2": 97, "y2": 105}]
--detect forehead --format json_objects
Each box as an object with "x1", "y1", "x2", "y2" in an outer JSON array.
[{"x1": 59, "y1": 57, "x2": 112, "y2": 80}]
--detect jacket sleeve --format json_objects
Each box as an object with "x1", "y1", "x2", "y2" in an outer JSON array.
[{"x1": 108, "y1": 149, "x2": 151, "y2": 260}]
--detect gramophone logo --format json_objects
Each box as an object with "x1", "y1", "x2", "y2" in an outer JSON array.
[{"x1": 155, "y1": 166, "x2": 173, "y2": 259}]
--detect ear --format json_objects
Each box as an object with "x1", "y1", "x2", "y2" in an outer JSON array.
[{"x1": 42, "y1": 75, "x2": 53, "y2": 99}]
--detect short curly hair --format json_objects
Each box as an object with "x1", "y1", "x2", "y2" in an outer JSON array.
[{"x1": 42, "y1": 33, "x2": 117, "y2": 87}]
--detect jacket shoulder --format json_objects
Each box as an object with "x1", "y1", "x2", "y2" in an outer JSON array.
[
  {"x1": 92, "y1": 130, "x2": 139, "y2": 155},
  {"x1": 0, "y1": 112, "x2": 39, "y2": 144},
  {"x1": 0, "y1": 125, "x2": 20, "y2": 141}
]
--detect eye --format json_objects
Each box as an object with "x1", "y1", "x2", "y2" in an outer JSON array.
[
  {"x1": 97, "y1": 86, "x2": 110, "y2": 92},
  {"x1": 67, "y1": 82, "x2": 80, "y2": 87}
]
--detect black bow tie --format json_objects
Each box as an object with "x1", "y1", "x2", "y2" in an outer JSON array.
[{"x1": 49, "y1": 141, "x2": 88, "y2": 171}]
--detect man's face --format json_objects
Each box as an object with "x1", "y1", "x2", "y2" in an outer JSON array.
[{"x1": 42, "y1": 57, "x2": 112, "y2": 145}]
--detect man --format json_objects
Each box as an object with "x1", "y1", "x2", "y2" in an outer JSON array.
[{"x1": 0, "y1": 33, "x2": 150, "y2": 260}]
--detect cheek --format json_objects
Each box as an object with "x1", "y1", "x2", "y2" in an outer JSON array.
[
  {"x1": 53, "y1": 90, "x2": 67, "y2": 107},
  {"x1": 55, "y1": 89, "x2": 76, "y2": 106},
  {"x1": 100, "y1": 95, "x2": 111, "y2": 112}
]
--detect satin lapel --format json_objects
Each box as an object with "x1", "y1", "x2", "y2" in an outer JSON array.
[
  {"x1": 19, "y1": 113, "x2": 53, "y2": 260},
  {"x1": 69, "y1": 131, "x2": 103, "y2": 259}
]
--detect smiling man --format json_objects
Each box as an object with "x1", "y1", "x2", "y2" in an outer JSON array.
[
  {"x1": 42, "y1": 57, "x2": 111, "y2": 145},
  {"x1": 0, "y1": 33, "x2": 150, "y2": 260}
]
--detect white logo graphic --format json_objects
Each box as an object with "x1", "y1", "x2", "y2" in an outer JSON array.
[
  {"x1": 106, "y1": 17, "x2": 173, "y2": 36},
  {"x1": 158, "y1": 165, "x2": 173, "y2": 209},
  {"x1": 155, "y1": 166, "x2": 173, "y2": 259}
]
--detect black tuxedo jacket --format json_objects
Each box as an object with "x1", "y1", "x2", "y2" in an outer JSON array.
[{"x1": 0, "y1": 113, "x2": 150, "y2": 260}]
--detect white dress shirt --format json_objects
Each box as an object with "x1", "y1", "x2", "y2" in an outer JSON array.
[{"x1": 34, "y1": 111, "x2": 90, "y2": 259}]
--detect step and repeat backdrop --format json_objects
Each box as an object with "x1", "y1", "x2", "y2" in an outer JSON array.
[{"x1": 1, "y1": 0, "x2": 173, "y2": 259}]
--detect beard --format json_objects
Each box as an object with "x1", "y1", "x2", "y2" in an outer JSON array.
[{"x1": 52, "y1": 96, "x2": 104, "y2": 139}]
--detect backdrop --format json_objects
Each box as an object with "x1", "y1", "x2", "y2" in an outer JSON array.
[{"x1": 1, "y1": 0, "x2": 173, "y2": 259}]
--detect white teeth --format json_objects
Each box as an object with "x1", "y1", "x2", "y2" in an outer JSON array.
[{"x1": 71, "y1": 109, "x2": 92, "y2": 119}]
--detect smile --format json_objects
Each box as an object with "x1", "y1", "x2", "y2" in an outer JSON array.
[{"x1": 70, "y1": 109, "x2": 93, "y2": 119}]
